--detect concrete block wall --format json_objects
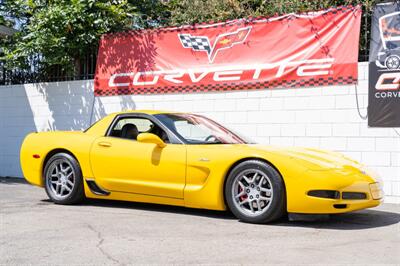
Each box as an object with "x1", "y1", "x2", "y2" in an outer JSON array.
[
  {"x1": 0, "y1": 80, "x2": 95, "y2": 176},
  {"x1": 1, "y1": 62, "x2": 399, "y2": 203}
]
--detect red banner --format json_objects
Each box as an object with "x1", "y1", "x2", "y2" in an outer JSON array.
[{"x1": 94, "y1": 6, "x2": 362, "y2": 96}]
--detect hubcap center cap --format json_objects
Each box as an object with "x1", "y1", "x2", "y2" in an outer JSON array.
[
  {"x1": 247, "y1": 187, "x2": 259, "y2": 198},
  {"x1": 59, "y1": 174, "x2": 66, "y2": 183}
]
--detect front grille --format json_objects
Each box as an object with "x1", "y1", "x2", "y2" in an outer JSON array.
[{"x1": 342, "y1": 192, "x2": 367, "y2": 200}]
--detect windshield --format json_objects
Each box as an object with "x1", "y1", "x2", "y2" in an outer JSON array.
[{"x1": 155, "y1": 113, "x2": 253, "y2": 144}]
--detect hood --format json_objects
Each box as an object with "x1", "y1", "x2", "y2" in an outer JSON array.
[{"x1": 249, "y1": 145, "x2": 362, "y2": 171}]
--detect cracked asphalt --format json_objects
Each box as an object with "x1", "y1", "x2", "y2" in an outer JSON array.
[{"x1": 1, "y1": 178, "x2": 399, "y2": 265}]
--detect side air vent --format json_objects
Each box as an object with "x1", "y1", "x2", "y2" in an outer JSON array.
[
  {"x1": 86, "y1": 179, "x2": 110, "y2": 196},
  {"x1": 307, "y1": 190, "x2": 340, "y2": 199},
  {"x1": 342, "y1": 192, "x2": 367, "y2": 200}
]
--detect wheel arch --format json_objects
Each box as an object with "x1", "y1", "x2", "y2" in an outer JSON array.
[
  {"x1": 223, "y1": 157, "x2": 287, "y2": 207},
  {"x1": 42, "y1": 148, "x2": 79, "y2": 180}
]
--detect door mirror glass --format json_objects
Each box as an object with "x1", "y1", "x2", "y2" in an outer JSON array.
[{"x1": 137, "y1": 133, "x2": 166, "y2": 148}]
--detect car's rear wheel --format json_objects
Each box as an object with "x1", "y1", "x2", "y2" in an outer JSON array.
[
  {"x1": 44, "y1": 153, "x2": 84, "y2": 204},
  {"x1": 225, "y1": 160, "x2": 286, "y2": 223}
]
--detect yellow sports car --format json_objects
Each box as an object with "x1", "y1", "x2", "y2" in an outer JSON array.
[{"x1": 21, "y1": 110, "x2": 383, "y2": 223}]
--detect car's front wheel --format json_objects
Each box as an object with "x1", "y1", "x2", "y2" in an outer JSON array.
[
  {"x1": 385, "y1": 55, "x2": 400, "y2": 69},
  {"x1": 44, "y1": 152, "x2": 84, "y2": 204},
  {"x1": 225, "y1": 160, "x2": 286, "y2": 223}
]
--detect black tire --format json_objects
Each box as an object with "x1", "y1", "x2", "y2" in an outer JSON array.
[
  {"x1": 385, "y1": 55, "x2": 400, "y2": 70},
  {"x1": 224, "y1": 160, "x2": 286, "y2": 224},
  {"x1": 44, "y1": 152, "x2": 85, "y2": 204}
]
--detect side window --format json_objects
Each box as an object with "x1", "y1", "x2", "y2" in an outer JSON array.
[
  {"x1": 109, "y1": 116, "x2": 169, "y2": 143},
  {"x1": 114, "y1": 118, "x2": 153, "y2": 132}
]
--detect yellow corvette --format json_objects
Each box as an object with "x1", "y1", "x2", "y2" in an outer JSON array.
[{"x1": 21, "y1": 110, "x2": 383, "y2": 223}]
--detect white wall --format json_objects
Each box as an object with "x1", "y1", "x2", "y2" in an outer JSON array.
[{"x1": 1, "y1": 62, "x2": 399, "y2": 203}]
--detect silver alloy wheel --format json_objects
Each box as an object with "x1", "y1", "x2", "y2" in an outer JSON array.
[
  {"x1": 46, "y1": 158, "x2": 75, "y2": 200},
  {"x1": 386, "y1": 55, "x2": 400, "y2": 69},
  {"x1": 231, "y1": 169, "x2": 274, "y2": 217}
]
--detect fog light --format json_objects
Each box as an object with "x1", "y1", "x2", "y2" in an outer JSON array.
[{"x1": 369, "y1": 183, "x2": 383, "y2": 200}]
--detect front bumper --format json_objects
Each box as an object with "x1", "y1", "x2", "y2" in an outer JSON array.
[{"x1": 286, "y1": 169, "x2": 384, "y2": 214}]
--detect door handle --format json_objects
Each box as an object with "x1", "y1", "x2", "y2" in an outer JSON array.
[{"x1": 98, "y1": 141, "x2": 112, "y2": 147}]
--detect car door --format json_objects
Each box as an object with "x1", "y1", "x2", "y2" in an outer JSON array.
[{"x1": 90, "y1": 115, "x2": 186, "y2": 199}]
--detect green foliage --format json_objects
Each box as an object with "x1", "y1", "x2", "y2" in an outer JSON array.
[
  {"x1": 1, "y1": 0, "x2": 138, "y2": 72},
  {"x1": 129, "y1": 0, "x2": 170, "y2": 28},
  {"x1": 0, "y1": 16, "x2": 14, "y2": 28},
  {"x1": 167, "y1": 0, "x2": 377, "y2": 25}
]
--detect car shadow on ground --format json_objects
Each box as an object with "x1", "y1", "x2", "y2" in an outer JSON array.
[
  {"x1": 274, "y1": 209, "x2": 400, "y2": 230},
  {"x1": 62, "y1": 197, "x2": 400, "y2": 230},
  {"x1": 5, "y1": 178, "x2": 398, "y2": 230},
  {"x1": 81, "y1": 198, "x2": 236, "y2": 220},
  {"x1": 0, "y1": 177, "x2": 28, "y2": 184}
]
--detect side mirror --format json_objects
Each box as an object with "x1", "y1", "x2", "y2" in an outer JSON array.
[{"x1": 137, "y1": 133, "x2": 166, "y2": 148}]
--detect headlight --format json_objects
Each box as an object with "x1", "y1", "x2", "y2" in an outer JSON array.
[{"x1": 369, "y1": 183, "x2": 383, "y2": 200}]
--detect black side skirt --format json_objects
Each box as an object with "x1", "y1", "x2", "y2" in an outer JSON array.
[{"x1": 85, "y1": 179, "x2": 110, "y2": 196}]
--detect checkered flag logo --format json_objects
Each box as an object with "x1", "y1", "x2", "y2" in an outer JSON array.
[
  {"x1": 178, "y1": 27, "x2": 252, "y2": 63},
  {"x1": 179, "y1": 34, "x2": 211, "y2": 55}
]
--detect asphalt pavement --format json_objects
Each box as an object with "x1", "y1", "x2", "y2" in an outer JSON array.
[{"x1": 1, "y1": 177, "x2": 399, "y2": 265}]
